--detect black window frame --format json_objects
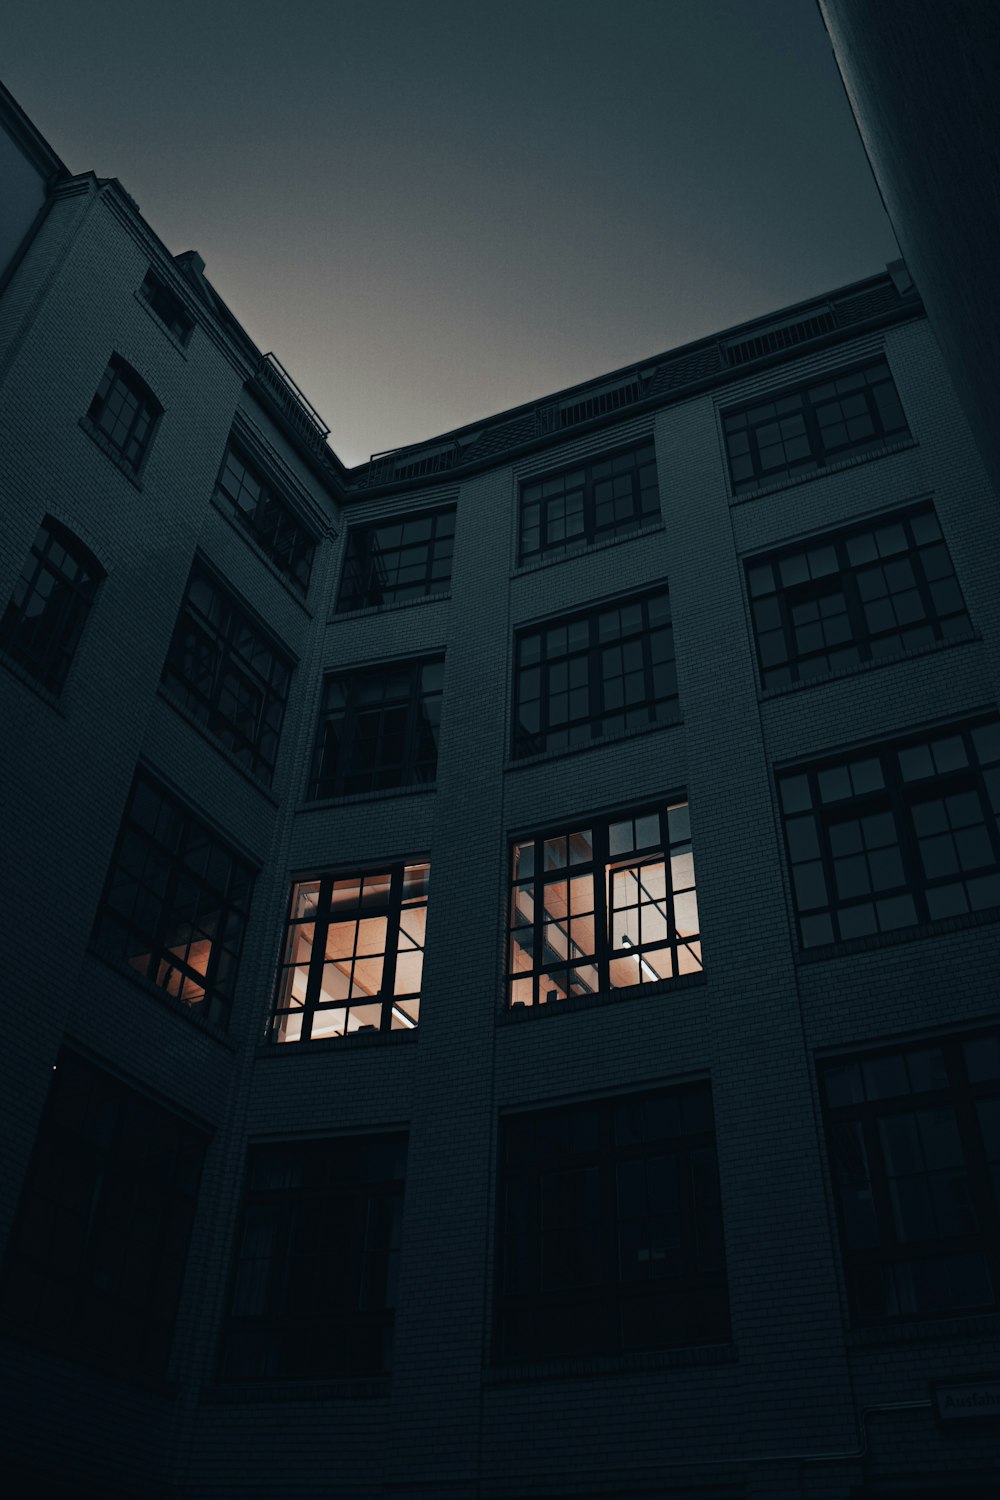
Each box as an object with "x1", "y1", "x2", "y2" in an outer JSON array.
[
  {"x1": 513, "y1": 589, "x2": 677, "y2": 759},
  {"x1": 518, "y1": 441, "x2": 661, "y2": 564},
  {"x1": 92, "y1": 772, "x2": 255, "y2": 1029},
  {"x1": 162, "y1": 562, "x2": 293, "y2": 784},
  {"x1": 269, "y1": 861, "x2": 429, "y2": 1043},
  {"x1": 308, "y1": 654, "x2": 443, "y2": 800},
  {"x1": 722, "y1": 358, "x2": 911, "y2": 495},
  {"x1": 495, "y1": 1082, "x2": 729, "y2": 1362},
  {"x1": 0, "y1": 515, "x2": 104, "y2": 694},
  {"x1": 778, "y1": 716, "x2": 1000, "y2": 950},
  {"x1": 337, "y1": 506, "x2": 456, "y2": 612},
  {"x1": 746, "y1": 503, "x2": 971, "y2": 691},
  {"x1": 0, "y1": 1049, "x2": 208, "y2": 1380},
  {"x1": 507, "y1": 799, "x2": 702, "y2": 1008},
  {"x1": 219, "y1": 1132, "x2": 407, "y2": 1380},
  {"x1": 820, "y1": 1028, "x2": 1000, "y2": 1325},
  {"x1": 139, "y1": 268, "x2": 195, "y2": 346},
  {"x1": 214, "y1": 442, "x2": 318, "y2": 597},
  {"x1": 86, "y1": 353, "x2": 162, "y2": 474}
]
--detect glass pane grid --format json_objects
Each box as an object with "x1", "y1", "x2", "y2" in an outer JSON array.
[
  {"x1": 87, "y1": 357, "x2": 160, "y2": 472},
  {"x1": 519, "y1": 444, "x2": 659, "y2": 563},
  {"x1": 214, "y1": 445, "x2": 316, "y2": 595},
  {"x1": 309, "y1": 657, "x2": 444, "y2": 799},
  {"x1": 337, "y1": 508, "x2": 456, "y2": 611}
]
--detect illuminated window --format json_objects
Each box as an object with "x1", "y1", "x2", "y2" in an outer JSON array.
[
  {"x1": 508, "y1": 802, "x2": 701, "y2": 1008},
  {"x1": 86, "y1": 354, "x2": 161, "y2": 473},
  {"x1": 778, "y1": 717, "x2": 1000, "y2": 949},
  {"x1": 162, "y1": 565, "x2": 292, "y2": 783},
  {"x1": 496, "y1": 1083, "x2": 728, "y2": 1360},
  {"x1": 270, "y1": 862, "x2": 428, "y2": 1043},
  {"x1": 0, "y1": 1050, "x2": 207, "y2": 1378},
  {"x1": 309, "y1": 656, "x2": 443, "y2": 799},
  {"x1": 747, "y1": 503, "x2": 970, "y2": 690},
  {"x1": 722, "y1": 359, "x2": 910, "y2": 494},
  {"x1": 513, "y1": 590, "x2": 677, "y2": 758},
  {"x1": 139, "y1": 268, "x2": 194, "y2": 345},
  {"x1": 214, "y1": 444, "x2": 317, "y2": 595},
  {"x1": 0, "y1": 516, "x2": 103, "y2": 693},
  {"x1": 519, "y1": 442, "x2": 660, "y2": 563},
  {"x1": 92, "y1": 773, "x2": 254, "y2": 1028},
  {"x1": 820, "y1": 1029, "x2": 1000, "y2": 1322},
  {"x1": 220, "y1": 1132, "x2": 406, "y2": 1379},
  {"x1": 338, "y1": 507, "x2": 455, "y2": 611}
]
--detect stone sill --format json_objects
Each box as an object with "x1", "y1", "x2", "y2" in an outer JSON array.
[
  {"x1": 296, "y1": 780, "x2": 436, "y2": 812},
  {"x1": 795, "y1": 905, "x2": 1000, "y2": 966},
  {"x1": 501, "y1": 969, "x2": 707, "y2": 1025},
  {"x1": 328, "y1": 590, "x2": 450, "y2": 625},
  {"x1": 504, "y1": 712, "x2": 682, "y2": 773},
  {"x1": 759, "y1": 628, "x2": 981, "y2": 702},
  {"x1": 511, "y1": 521, "x2": 666, "y2": 580},
  {"x1": 255, "y1": 1026, "x2": 418, "y2": 1059},
  {"x1": 485, "y1": 1340, "x2": 737, "y2": 1385},
  {"x1": 203, "y1": 1374, "x2": 390, "y2": 1403},
  {"x1": 86, "y1": 945, "x2": 239, "y2": 1052},
  {"x1": 730, "y1": 436, "x2": 919, "y2": 506}
]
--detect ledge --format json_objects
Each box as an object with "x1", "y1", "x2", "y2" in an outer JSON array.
[
  {"x1": 78, "y1": 415, "x2": 145, "y2": 489},
  {"x1": 203, "y1": 1374, "x2": 390, "y2": 1403},
  {"x1": 296, "y1": 780, "x2": 437, "y2": 812},
  {"x1": 209, "y1": 496, "x2": 315, "y2": 616},
  {"x1": 795, "y1": 904, "x2": 1000, "y2": 967},
  {"x1": 328, "y1": 590, "x2": 451, "y2": 624},
  {"x1": 729, "y1": 436, "x2": 919, "y2": 507},
  {"x1": 86, "y1": 945, "x2": 239, "y2": 1052},
  {"x1": 157, "y1": 686, "x2": 282, "y2": 807},
  {"x1": 505, "y1": 712, "x2": 682, "y2": 773},
  {"x1": 501, "y1": 969, "x2": 707, "y2": 1025},
  {"x1": 758, "y1": 627, "x2": 981, "y2": 702},
  {"x1": 847, "y1": 1311, "x2": 1000, "y2": 1351},
  {"x1": 484, "y1": 1340, "x2": 737, "y2": 1385},
  {"x1": 511, "y1": 521, "x2": 665, "y2": 580},
  {"x1": 256, "y1": 1026, "x2": 418, "y2": 1058}
]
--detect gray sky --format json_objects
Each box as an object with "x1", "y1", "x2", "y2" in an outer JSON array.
[{"x1": 2, "y1": 0, "x2": 897, "y2": 468}]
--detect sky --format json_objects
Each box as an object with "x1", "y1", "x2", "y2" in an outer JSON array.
[{"x1": 2, "y1": 0, "x2": 897, "y2": 469}]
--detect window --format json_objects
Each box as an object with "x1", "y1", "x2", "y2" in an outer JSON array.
[
  {"x1": 0, "y1": 1050, "x2": 207, "y2": 1378},
  {"x1": 86, "y1": 354, "x2": 161, "y2": 473},
  {"x1": 337, "y1": 507, "x2": 455, "y2": 611},
  {"x1": 496, "y1": 1083, "x2": 728, "y2": 1361},
  {"x1": 513, "y1": 591, "x2": 677, "y2": 758},
  {"x1": 270, "y1": 862, "x2": 428, "y2": 1043},
  {"x1": 820, "y1": 1029, "x2": 1000, "y2": 1322},
  {"x1": 309, "y1": 656, "x2": 443, "y2": 799},
  {"x1": 519, "y1": 442, "x2": 660, "y2": 563},
  {"x1": 220, "y1": 1133, "x2": 406, "y2": 1379},
  {"x1": 723, "y1": 359, "x2": 910, "y2": 494},
  {"x1": 778, "y1": 717, "x2": 1000, "y2": 948},
  {"x1": 746, "y1": 504, "x2": 970, "y2": 690},
  {"x1": 162, "y1": 565, "x2": 292, "y2": 784},
  {"x1": 508, "y1": 802, "x2": 701, "y2": 1008},
  {"x1": 214, "y1": 444, "x2": 317, "y2": 596},
  {"x1": 0, "y1": 517, "x2": 103, "y2": 693},
  {"x1": 139, "y1": 268, "x2": 194, "y2": 345},
  {"x1": 92, "y1": 773, "x2": 255, "y2": 1028}
]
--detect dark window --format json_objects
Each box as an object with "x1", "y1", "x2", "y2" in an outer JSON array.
[
  {"x1": 820, "y1": 1029, "x2": 1000, "y2": 1323},
  {"x1": 92, "y1": 773, "x2": 255, "y2": 1028},
  {"x1": 162, "y1": 565, "x2": 292, "y2": 784},
  {"x1": 508, "y1": 801, "x2": 701, "y2": 1008},
  {"x1": 746, "y1": 504, "x2": 971, "y2": 690},
  {"x1": 496, "y1": 1083, "x2": 728, "y2": 1361},
  {"x1": 723, "y1": 360, "x2": 910, "y2": 494},
  {"x1": 270, "y1": 862, "x2": 428, "y2": 1042},
  {"x1": 778, "y1": 717, "x2": 1000, "y2": 948},
  {"x1": 519, "y1": 442, "x2": 660, "y2": 563},
  {"x1": 139, "y1": 269, "x2": 194, "y2": 345},
  {"x1": 0, "y1": 1050, "x2": 207, "y2": 1379},
  {"x1": 0, "y1": 517, "x2": 103, "y2": 693},
  {"x1": 86, "y1": 355, "x2": 161, "y2": 472},
  {"x1": 338, "y1": 508, "x2": 455, "y2": 611},
  {"x1": 214, "y1": 444, "x2": 317, "y2": 596},
  {"x1": 514, "y1": 590, "x2": 677, "y2": 758},
  {"x1": 309, "y1": 656, "x2": 443, "y2": 799},
  {"x1": 220, "y1": 1132, "x2": 406, "y2": 1379}
]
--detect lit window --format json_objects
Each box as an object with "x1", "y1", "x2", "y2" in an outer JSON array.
[
  {"x1": 309, "y1": 656, "x2": 443, "y2": 799},
  {"x1": 496, "y1": 1083, "x2": 728, "y2": 1360},
  {"x1": 0, "y1": 516, "x2": 103, "y2": 693},
  {"x1": 513, "y1": 591, "x2": 677, "y2": 758},
  {"x1": 508, "y1": 802, "x2": 701, "y2": 1008},
  {"x1": 162, "y1": 565, "x2": 292, "y2": 783},
  {"x1": 86, "y1": 354, "x2": 161, "y2": 473},
  {"x1": 778, "y1": 717, "x2": 1000, "y2": 948},
  {"x1": 214, "y1": 444, "x2": 317, "y2": 595},
  {"x1": 0, "y1": 1050, "x2": 207, "y2": 1378},
  {"x1": 820, "y1": 1029, "x2": 1000, "y2": 1322},
  {"x1": 519, "y1": 442, "x2": 660, "y2": 563},
  {"x1": 139, "y1": 268, "x2": 194, "y2": 345},
  {"x1": 338, "y1": 507, "x2": 455, "y2": 611},
  {"x1": 270, "y1": 862, "x2": 428, "y2": 1043},
  {"x1": 723, "y1": 359, "x2": 910, "y2": 494},
  {"x1": 220, "y1": 1133, "x2": 406, "y2": 1379},
  {"x1": 92, "y1": 773, "x2": 254, "y2": 1027},
  {"x1": 746, "y1": 503, "x2": 970, "y2": 690}
]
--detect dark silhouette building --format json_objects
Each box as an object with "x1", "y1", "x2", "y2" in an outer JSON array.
[{"x1": 1, "y1": 80, "x2": 999, "y2": 1500}]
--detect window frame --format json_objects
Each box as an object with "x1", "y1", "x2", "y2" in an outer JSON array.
[
  {"x1": 308, "y1": 654, "x2": 444, "y2": 800},
  {"x1": 0, "y1": 515, "x2": 104, "y2": 694},
  {"x1": 213, "y1": 442, "x2": 318, "y2": 597},
  {"x1": 518, "y1": 440, "x2": 661, "y2": 564},
  {"x1": 86, "y1": 353, "x2": 162, "y2": 474},
  {"x1": 337, "y1": 506, "x2": 456, "y2": 612}
]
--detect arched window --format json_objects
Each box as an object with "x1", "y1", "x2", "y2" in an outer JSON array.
[
  {"x1": 86, "y1": 353, "x2": 162, "y2": 473},
  {"x1": 1, "y1": 516, "x2": 104, "y2": 692}
]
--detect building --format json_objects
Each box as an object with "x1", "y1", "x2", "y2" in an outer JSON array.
[{"x1": 1, "y1": 79, "x2": 999, "y2": 1500}]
